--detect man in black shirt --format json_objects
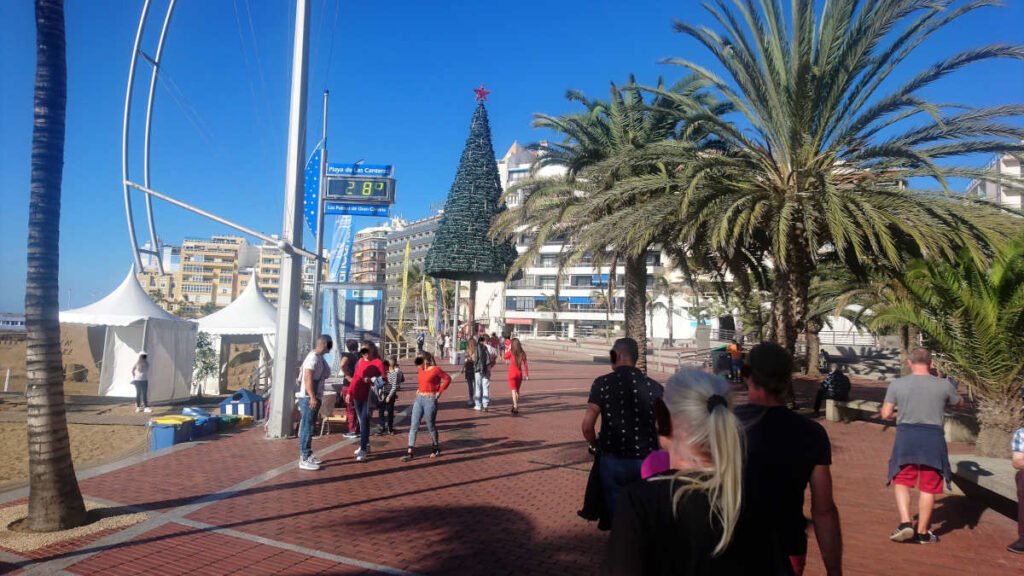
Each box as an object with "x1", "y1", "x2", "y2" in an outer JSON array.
[
  {"x1": 736, "y1": 342, "x2": 843, "y2": 576},
  {"x1": 582, "y1": 338, "x2": 663, "y2": 521}
]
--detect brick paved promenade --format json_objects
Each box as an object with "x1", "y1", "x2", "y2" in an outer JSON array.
[{"x1": 0, "y1": 357, "x2": 1020, "y2": 575}]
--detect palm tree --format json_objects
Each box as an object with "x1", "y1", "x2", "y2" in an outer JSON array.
[
  {"x1": 591, "y1": 289, "x2": 612, "y2": 342},
  {"x1": 619, "y1": 0, "x2": 1024, "y2": 353},
  {"x1": 23, "y1": 0, "x2": 87, "y2": 532},
  {"x1": 492, "y1": 75, "x2": 726, "y2": 371},
  {"x1": 872, "y1": 239, "x2": 1024, "y2": 457}
]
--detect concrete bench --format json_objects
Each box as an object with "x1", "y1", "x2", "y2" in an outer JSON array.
[
  {"x1": 825, "y1": 399, "x2": 979, "y2": 443},
  {"x1": 949, "y1": 455, "x2": 1018, "y2": 503}
]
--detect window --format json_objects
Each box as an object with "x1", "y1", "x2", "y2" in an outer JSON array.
[
  {"x1": 570, "y1": 275, "x2": 592, "y2": 287},
  {"x1": 538, "y1": 254, "x2": 558, "y2": 267},
  {"x1": 539, "y1": 275, "x2": 557, "y2": 288}
]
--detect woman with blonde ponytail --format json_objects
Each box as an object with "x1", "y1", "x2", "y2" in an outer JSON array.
[{"x1": 603, "y1": 369, "x2": 779, "y2": 575}]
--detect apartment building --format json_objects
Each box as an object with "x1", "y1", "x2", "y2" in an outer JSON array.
[
  {"x1": 491, "y1": 142, "x2": 669, "y2": 339},
  {"x1": 254, "y1": 240, "x2": 326, "y2": 306},
  {"x1": 967, "y1": 152, "x2": 1023, "y2": 210},
  {"x1": 383, "y1": 212, "x2": 444, "y2": 321},
  {"x1": 350, "y1": 225, "x2": 389, "y2": 285}
]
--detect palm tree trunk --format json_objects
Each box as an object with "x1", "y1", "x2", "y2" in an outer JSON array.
[
  {"x1": 468, "y1": 280, "x2": 477, "y2": 336},
  {"x1": 898, "y1": 325, "x2": 918, "y2": 376},
  {"x1": 667, "y1": 293, "x2": 674, "y2": 347},
  {"x1": 624, "y1": 253, "x2": 648, "y2": 373},
  {"x1": 772, "y1": 267, "x2": 792, "y2": 349},
  {"x1": 25, "y1": 0, "x2": 87, "y2": 532},
  {"x1": 804, "y1": 321, "x2": 822, "y2": 376},
  {"x1": 975, "y1": 394, "x2": 1024, "y2": 458},
  {"x1": 607, "y1": 252, "x2": 618, "y2": 343}
]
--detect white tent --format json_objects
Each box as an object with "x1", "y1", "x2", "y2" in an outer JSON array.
[
  {"x1": 60, "y1": 268, "x2": 196, "y2": 403},
  {"x1": 194, "y1": 274, "x2": 311, "y2": 395}
]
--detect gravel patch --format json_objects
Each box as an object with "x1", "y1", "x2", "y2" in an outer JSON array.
[{"x1": 0, "y1": 500, "x2": 148, "y2": 552}]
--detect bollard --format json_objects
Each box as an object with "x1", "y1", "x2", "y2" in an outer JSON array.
[{"x1": 3, "y1": 368, "x2": 9, "y2": 392}]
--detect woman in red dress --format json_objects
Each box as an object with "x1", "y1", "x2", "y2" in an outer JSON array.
[{"x1": 503, "y1": 338, "x2": 529, "y2": 415}]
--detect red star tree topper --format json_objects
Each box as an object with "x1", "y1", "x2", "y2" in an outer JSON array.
[{"x1": 473, "y1": 84, "x2": 491, "y2": 101}]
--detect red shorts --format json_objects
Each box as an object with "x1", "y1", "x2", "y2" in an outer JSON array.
[{"x1": 893, "y1": 464, "x2": 943, "y2": 495}]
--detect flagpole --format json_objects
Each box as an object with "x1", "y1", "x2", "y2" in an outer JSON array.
[{"x1": 311, "y1": 90, "x2": 328, "y2": 346}]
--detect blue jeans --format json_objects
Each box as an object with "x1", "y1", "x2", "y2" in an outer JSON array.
[
  {"x1": 354, "y1": 398, "x2": 371, "y2": 452},
  {"x1": 599, "y1": 453, "x2": 644, "y2": 520},
  {"x1": 407, "y1": 394, "x2": 439, "y2": 447},
  {"x1": 297, "y1": 397, "x2": 316, "y2": 460},
  {"x1": 474, "y1": 373, "x2": 490, "y2": 408}
]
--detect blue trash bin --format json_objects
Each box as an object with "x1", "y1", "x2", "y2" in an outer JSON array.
[
  {"x1": 188, "y1": 416, "x2": 217, "y2": 440},
  {"x1": 148, "y1": 416, "x2": 195, "y2": 451}
]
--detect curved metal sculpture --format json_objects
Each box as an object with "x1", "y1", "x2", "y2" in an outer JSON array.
[
  {"x1": 121, "y1": 0, "x2": 318, "y2": 269},
  {"x1": 122, "y1": 0, "x2": 177, "y2": 274}
]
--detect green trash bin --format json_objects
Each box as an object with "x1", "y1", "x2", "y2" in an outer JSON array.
[{"x1": 217, "y1": 414, "x2": 241, "y2": 431}]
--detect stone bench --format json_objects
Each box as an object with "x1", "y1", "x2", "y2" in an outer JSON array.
[
  {"x1": 825, "y1": 399, "x2": 979, "y2": 443},
  {"x1": 949, "y1": 455, "x2": 1018, "y2": 503}
]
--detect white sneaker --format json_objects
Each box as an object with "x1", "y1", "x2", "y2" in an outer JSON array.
[
  {"x1": 473, "y1": 405, "x2": 482, "y2": 411},
  {"x1": 354, "y1": 449, "x2": 366, "y2": 461},
  {"x1": 299, "y1": 458, "x2": 320, "y2": 471},
  {"x1": 343, "y1": 432, "x2": 358, "y2": 439},
  {"x1": 143, "y1": 407, "x2": 152, "y2": 413},
  {"x1": 135, "y1": 407, "x2": 142, "y2": 413},
  {"x1": 354, "y1": 445, "x2": 370, "y2": 455},
  {"x1": 310, "y1": 455, "x2": 322, "y2": 465}
]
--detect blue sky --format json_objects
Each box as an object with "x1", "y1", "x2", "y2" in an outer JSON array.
[{"x1": 1, "y1": 0, "x2": 1022, "y2": 312}]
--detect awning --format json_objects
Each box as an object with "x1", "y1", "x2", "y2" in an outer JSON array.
[
  {"x1": 592, "y1": 274, "x2": 609, "y2": 284},
  {"x1": 506, "y1": 318, "x2": 533, "y2": 325},
  {"x1": 568, "y1": 297, "x2": 591, "y2": 304}
]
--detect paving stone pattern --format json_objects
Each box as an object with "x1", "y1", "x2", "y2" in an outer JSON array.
[{"x1": 0, "y1": 357, "x2": 1020, "y2": 575}]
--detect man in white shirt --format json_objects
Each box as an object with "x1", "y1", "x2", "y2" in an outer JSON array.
[{"x1": 297, "y1": 335, "x2": 332, "y2": 470}]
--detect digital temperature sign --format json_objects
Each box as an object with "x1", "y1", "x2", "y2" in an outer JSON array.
[{"x1": 324, "y1": 176, "x2": 396, "y2": 205}]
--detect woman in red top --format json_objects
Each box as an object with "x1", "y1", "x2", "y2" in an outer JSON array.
[
  {"x1": 503, "y1": 338, "x2": 529, "y2": 415},
  {"x1": 403, "y1": 351, "x2": 451, "y2": 462},
  {"x1": 350, "y1": 341, "x2": 384, "y2": 461}
]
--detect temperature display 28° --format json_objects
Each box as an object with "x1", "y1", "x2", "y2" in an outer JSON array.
[{"x1": 325, "y1": 177, "x2": 395, "y2": 205}]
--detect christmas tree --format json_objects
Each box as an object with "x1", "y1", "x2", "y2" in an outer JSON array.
[{"x1": 425, "y1": 86, "x2": 519, "y2": 332}]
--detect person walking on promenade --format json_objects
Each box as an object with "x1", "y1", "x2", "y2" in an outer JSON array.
[
  {"x1": 297, "y1": 335, "x2": 332, "y2": 471},
  {"x1": 604, "y1": 369, "x2": 781, "y2": 576},
  {"x1": 350, "y1": 341, "x2": 385, "y2": 462},
  {"x1": 339, "y1": 339, "x2": 359, "y2": 439},
  {"x1": 473, "y1": 335, "x2": 495, "y2": 411},
  {"x1": 737, "y1": 342, "x2": 842, "y2": 576},
  {"x1": 503, "y1": 338, "x2": 529, "y2": 415},
  {"x1": 377, "y1": 357, "x2": 404, "y2": 436},
  {"x1": 726, "y1": 340, "x2": 743, "y2": 382},
  {"x1": 813, "y1": 363, "x2": 852, "y2": 417},
  {"x1": 881, "y1": 347, "x2": 963, "y2": 544},
  {"x1": 131, "y1": 352, "x2": 151, "y2": 413},
  {"x1": 464, "y1": 338, "x2": 477, "y2": 407},
  {"x1": 582, "y1": 338, "x2": 664, "y2": 521},
  {"x1": 403, "y1": 351, "x2": 451, "y2": 462},
  {"x1": 416, "y1": 330, "x2": 426, "y2": 353},
  {"x1": 1008, "y1": 426, "x2": 1024, "y2": 554}
]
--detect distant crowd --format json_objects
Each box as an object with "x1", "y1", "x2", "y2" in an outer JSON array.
[{"x1": 294, "y1": 330, "x2": 529, "y2": 468}]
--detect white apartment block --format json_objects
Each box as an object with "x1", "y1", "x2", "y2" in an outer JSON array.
[
  {"x1": 483, "y1": 142, "x2": 683, "y2": 339},
  {"x1": 967, "y1": 152, "x2": 1023, "y2": 210}
]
